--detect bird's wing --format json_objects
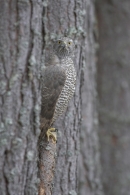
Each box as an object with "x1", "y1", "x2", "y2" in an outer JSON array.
[{"x1": 41, "y1": 65, "x2": 66, "y2": 121}]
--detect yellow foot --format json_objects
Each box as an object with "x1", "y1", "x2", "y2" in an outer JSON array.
[{"x1": 46, "y1": 128, "x2": 57, "y2": 143}]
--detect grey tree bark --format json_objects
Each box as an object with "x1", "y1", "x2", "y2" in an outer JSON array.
[
  {"x1": 0, "y1": 1, "x2": 43, "y2": 195},
  {"x1": 96, "y1": 1, "x2": 130, "y2": 195},
  {"x1": 0, "y1": 0, "x2": 103, "y2": 195},
  {"x1": 77, "y1": 2, "x2": 103, "y2": 195}
]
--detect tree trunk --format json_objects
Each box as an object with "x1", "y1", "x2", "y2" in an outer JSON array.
[
  {"x1": 0, "y1": 1, "x2": 43, "y2": 195},
  {"x1": 78, "y1": 2, "x2": 103, "y2": 195},
  {"x1": 96, "y1": 1, "x2": 130, "y2": 195},
  {"x1": 0, "y1": 0, "x2": 103, "y2": 195}
]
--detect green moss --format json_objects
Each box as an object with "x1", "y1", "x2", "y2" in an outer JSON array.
[
  {"x1": 29, "y1": 55, "x2": 36, "y2": 67},
  {"x1": 67, "y1": 150, "x2": 73, "y2": 157},
  {"x1": 10, "y1": 168, "x2": 18, "y2": 177},
  {"x1": 12, "y1": 137, "x2": 22, "y2": 145},
  {"x1": 34, "y1": 30, "x2": 41, "y2": 37},
  {"x1": 68, "y1": 27, "x2": 77, "y2": 36},
  {"x1": 19, "y1": 106, "x2": 28, "y2": 126},
  {"x1": 0, "y1": 81, "x2": 7, "y2": 94},
  {"x1": 69, "y1": 190, "x2": 77, "y2": 195},
  {"x1": 50, "y1": 33, "x2": 58, "y2": 40},
  {"x1": 21, "y1": 41, "x2": 29, "y2": 49},
  {"x1": 14, "y1": 21, "x2": 20, "y2": 27},
  {"x1": 27, "y1": 150, "x2": 34, "y2": 161},
  {"x1": 0, "y1": 122, "x2": 5, "y2": 130},
  {"x1": 79, "y1": 9, "x2": 86, "y2": 16},
  {"x1": 6, "y1": 118, "x2": 13, "y2": 125},
  {"x1": 7, "y1": 91, "x2": 11, "y2": 96},
  {"x1": 43, "y1": 0, "x2": 48, "y2": 7},
  {"x1": 0, "y1": 138, "x2": 8, "y2": 145},
  {"x1": 35, "y1": 104, "x2": 40, "y2": 112},
  {"x1": 9, "y1": 73, "x2": 19, "y2": 88}
]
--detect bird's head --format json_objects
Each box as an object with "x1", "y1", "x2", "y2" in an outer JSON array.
[{"x1": 53, "y1": 37, "x2": 75, "y2": 59}]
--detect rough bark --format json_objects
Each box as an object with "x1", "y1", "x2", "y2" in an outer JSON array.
[
  {"x1": 0, "y1": 0, "x2": 103, "y2": 195},
  {"x1": 0, "y1": 1, "x2": 43, "y2": 195},
  {"x1": 38, "y1": 134, "x2": 57, "y2": 195},
  {"x1": 42, "y1": 0, "x2": 103, "y2": 195},
  {"x1": 42, "y1": 0, "x2": 83, "y2": 193},
  {"x1": 78, "y1": 1, "x2": 103, "y2": 195},
  {"x1": 96, "y1": 1, "x2": 130, "y2": 195}
]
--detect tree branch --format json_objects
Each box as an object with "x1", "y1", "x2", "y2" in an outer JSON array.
[{"x1": 38, "y1": 131, "x2": 57, "y2": 195}]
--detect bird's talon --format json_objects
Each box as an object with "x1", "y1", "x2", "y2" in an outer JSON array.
[{"x1": 46, "y1": 128, "x2": 57, "y2": 144}]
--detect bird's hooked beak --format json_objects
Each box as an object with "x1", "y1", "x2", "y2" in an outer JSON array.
[
  {"x1": 63, "y1": 41, "x2": 68, "y2": 48},
  {"x1": 63, "y1": 41, "x2": 67, "y2": 47}
]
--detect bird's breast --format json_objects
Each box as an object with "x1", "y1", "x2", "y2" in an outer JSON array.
[{"x1": 52, "y1": 62, "x2": 76, "y2": 123}]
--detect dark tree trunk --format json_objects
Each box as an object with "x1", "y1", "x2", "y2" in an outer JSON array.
[
  {"x1": 96, "y1": 1, "x2": 130, "y2": 195},
  {"x1": 0, "y1": 1, "x2": 43, "y2": 195},
  {"x1": 0, "y1": 0, "x2": 103, "y2": 195}
]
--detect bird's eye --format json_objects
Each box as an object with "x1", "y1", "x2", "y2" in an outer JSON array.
[
  {"x1": 58, "y1": 41, "x2": 61, "y2": 44},
  {"x1": 68, "y1": 42, "x2": 71, "y2": 45}
]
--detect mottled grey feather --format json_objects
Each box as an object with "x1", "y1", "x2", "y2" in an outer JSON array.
[
  {"x1": 41, "y1": 65, "x2": 66, "y2": 120},
  {"x1": 40, "y1": 37, "x2": 76, "y2": 131}
]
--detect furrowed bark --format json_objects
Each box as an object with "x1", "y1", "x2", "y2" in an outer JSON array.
[
  {"x1": 0, "y1": 1, "x2": 43, "y2": 195},
  {"x1": 96, "y1": 1, "x2": 130, "y2": 195},
  {"x1": 38, "y1": 132, "x2": 57, "y2": 195},
  {"x1": 0, "y1": 0, "x2": 103, "y2": 194},
  {"x1": 41, "y1": 0, "x2": 103, "y2": 195}
]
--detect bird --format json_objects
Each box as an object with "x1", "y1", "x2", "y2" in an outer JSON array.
[{"x1": 40, "y1": 37, "x2": 76, "y2": 143}]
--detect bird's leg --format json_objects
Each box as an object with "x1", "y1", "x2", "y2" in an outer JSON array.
[{"x1": 46, "y1": 128, "x2": 57, "y2": 143}]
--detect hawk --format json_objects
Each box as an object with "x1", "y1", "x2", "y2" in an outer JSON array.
[{"x1": 40, "y1": 37, "x2": 76, "y2": 143}]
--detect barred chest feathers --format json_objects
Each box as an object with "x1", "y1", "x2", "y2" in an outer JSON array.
[{"x1": 52, "y1": 58, "x2": 76, "y2": 123}]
